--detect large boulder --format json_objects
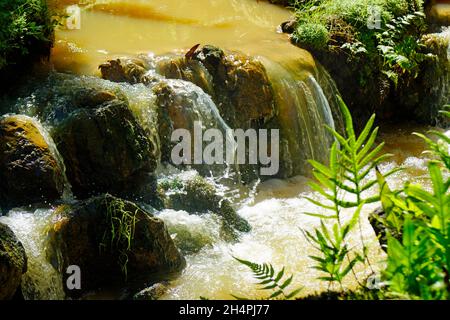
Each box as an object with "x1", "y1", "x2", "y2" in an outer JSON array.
[
  {"x1": 53, "y1": 100, "x2": 157, "y2": 200},
  {"x1": 0, "y1": 115, "x2": 65, "y2": 210},
  {"x1": 157, "y1": 45, "x2": 276, "y2": 129},
  {"x1": 153, "y1": 46, "x2": 276, "y2": 181},
  {"x1": 0, "y1": 223, "x2": 27, "y2": 300},
  {"x1": 47, "y1": 194, "x2": 185, "y2": 297}
]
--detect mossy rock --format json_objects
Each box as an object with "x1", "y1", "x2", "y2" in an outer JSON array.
[
  {"x1": 53, "y1": 100, "x2": 158, "y2": 200},
  {"x1": 159, "y1": 173, "x2": 251, "y2": 236},
  {"x1": 0, "y1": 115, "x2": 65, "y2": 211},
  {"x1": 47, "y1": 194, "x2": 185, "y2": 298},
  {"x1": 0, "y1": 222, "x2": 27, "y2": 300}
]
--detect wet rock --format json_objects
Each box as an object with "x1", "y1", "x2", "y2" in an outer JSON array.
[
  {"x1": 280, "y1": 20, "x2": 297, "y2": 34},
  {"x1": 153, "y1": 82, "x2": 190, "y2": 164},
  {"x1": 99, "y1": 58, "x2": 150, "y2": 84},
  {"x1": 47, "y1": 194, "x2": 185, "y2": 297},
  {"x1": 152, "y1": 80, "x2": 235, "y2": 178},
  {"x1": 0, "y1": 223, "x2": 27, "y2": 300},
  {"x1": 296, "y1": 18, "x2": 449, "y2": 128},
  {"x1": 410, "y1": 33, "x2": 450, "y2": 127},
  {"x1": 0, "y1": 115, "x2": 65, "y2": 210},
  {"x1": 158, "y1": 173, "x2": 251, "y2": 235},
  {"x1": 153, "y1": 80, "x2": 223, "y2": 166},
  {"x1": 157, "y1": 45, "x2": 276, "y2": 129},
  {"x1": 53, "y1": 100, "x2": 157, "y2": 199},
  {"x1": 133, "y1": 282, "x2": 169, "y2": 300},
  {"x1": 193, "y1": 45, "x2": 276, "y2": 129}
]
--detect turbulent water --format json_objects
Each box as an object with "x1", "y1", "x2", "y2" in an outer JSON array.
[
  {"x1": 0, "y1": 208, "x2": 65, "y2": 300},
  {"x1": 159, "y1": 125, "x2": 436, "y2": 299},
  {"x1": 0, "y1": 0, "x2": 448, "y2": 300}
]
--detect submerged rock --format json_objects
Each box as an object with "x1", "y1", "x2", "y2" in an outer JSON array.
[
  {"x1": 0, "y1": 115, "x2": 65, "y2": 210},
  {"x1": 0, "y1": 223, "x2": 27, "y2": 300},
  {"x1": 47, "y1": 194, "x2": 185, "y2": 297},
  {"x1": 158, "y1": 173, "x2": 251, "y2": 236},
  {"x1": 53, "y1": 100, "x2": 157, "y2": 200}
]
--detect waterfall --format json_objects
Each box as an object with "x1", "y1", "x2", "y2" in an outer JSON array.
[
  {"x1": 259, "y1": 57, "x2": 342, "y2": 177},
  {"x1": 151, "y1": 50, "x2": 344, "y2": 179}
]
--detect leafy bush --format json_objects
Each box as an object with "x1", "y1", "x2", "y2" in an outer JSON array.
[
  {"x1": 381, "y1": 108, "x2": 450, "y2": 299},
  {"x1": 0, "y1": 0, "x2": 55, "y2": 71},
  {"x1": 377, "y1": 11, "x2": 431, "y2": 86}
]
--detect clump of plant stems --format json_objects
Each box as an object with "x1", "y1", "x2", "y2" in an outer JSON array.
[{"x1": 99, "y1": 198, "x2": 138, "y2": 280}]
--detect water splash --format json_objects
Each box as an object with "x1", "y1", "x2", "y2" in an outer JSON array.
[{"x1": 0, "y1": 208, "x2": 65, "y2": 300}]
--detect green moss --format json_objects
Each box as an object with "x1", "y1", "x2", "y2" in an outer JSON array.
[{"x1": 292, "y1": 23, "x2": 330, "y2": 51}]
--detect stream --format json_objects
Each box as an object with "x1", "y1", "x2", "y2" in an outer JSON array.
[{"x1": 0, "y1": 0, "x2": 448, "y2": 300}]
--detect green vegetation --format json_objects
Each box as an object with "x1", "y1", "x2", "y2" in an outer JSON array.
[
  {"x1": 293, "y1": 23, "x2": 330, "y2": 51},
  {"x1": 290, "y1": 0, "x2": 432, "y2": 86},
  {"x1": 232, "y1": 257, "x2": 303, "y2": 300},
  {"x1": 235, "y1": 100, "x2": 449, "y2": 299},
  {"x1": 381, "y1": 107, "x2": 450, "y2": 299},
  {"x1": 0, "y1": 0, "x2": 56, "y2": 72},
  {"x1": 100, "y1": 197, "x2": 139, "y2": 280},
  {"x1": 376, "y1": 11, "x2": 430, "y2": 86},
  {"x1": 301, "y1": 97, "x2": 400, "y2": 289}
]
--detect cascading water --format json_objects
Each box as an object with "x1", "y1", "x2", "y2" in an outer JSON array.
[
  {"x1": 0, "y1": 0, "x2": 446, "y2": 300},
  {"x1": 0, "y1": 208, "x2": 65, "y2": 300},
  {"x1": 260, "y1": 57, "x2": 341, "y2": 176}
]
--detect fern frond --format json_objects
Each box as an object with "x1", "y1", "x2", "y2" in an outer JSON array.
[{"x1": 232, "y1": 257, "x2": 302, "y2": 300}]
